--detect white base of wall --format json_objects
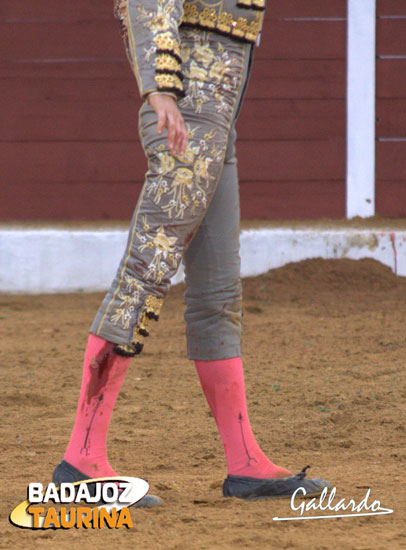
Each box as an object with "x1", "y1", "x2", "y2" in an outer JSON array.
[{"x1": 0, "y1": 227, "x2": 405, "y2": 293}]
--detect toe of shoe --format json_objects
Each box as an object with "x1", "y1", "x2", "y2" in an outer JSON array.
[
  {"x1": 299, "y1": 477, "x2": 331, "y2": 496},
  {"x1": 223, "y1": 474, "x2": 331, "y2": 500}
]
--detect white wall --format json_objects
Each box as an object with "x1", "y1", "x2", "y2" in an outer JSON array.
[{"x1": 1, "y1": 227, "x2": 404, "y2": 293}]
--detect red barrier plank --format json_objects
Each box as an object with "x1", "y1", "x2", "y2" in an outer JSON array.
[
  {"x1": 376, "y1": 180, "x2": 406, "y2": 217},
  {"x1": 246, "y1": 59, "x2": 346, "y2": 99},
  {"x1": 0, "y1": 58, "x2": 345, "y2": 101},
  {"x1": 377, "y1": 59, "x2": 406, "y2": 98},
  {"x1": 0, "y1": 0, "x2": 111, "y2": 19},
  {"x1": 239, "y1": 180, "x2": 345, "y2": 219},
  {"x1": 0, "y1": 60, "x2": 130, "y2": 79},
  {"x1": 0, "y1": 142, "x2": 148, "y2": 184},
  {"x1": 0, "y1": 179, "x2": 345, "y2": 221},
  {"x1": 257, "y1": 20, "x2": 346, "y2": 59},
  {"x1": 0, "y1": 78, "x2": 142, "y2": 141},
  {"x1": 0, "y1": 20, "x2": 122, "y2": 60},
  {"x1": 237, "y1": 99, "x2": 345, "y2": 140},
  {"x1": 0, "y1": 182, "x2": 143, "y2": 221},
  {"x1": 237, "y1": 140, "x2": 345, "y2": 180},
  {"x1": 269, "y1": 0, "x2": 346, "y2": 19},
  {"x1": 0, "y1": 74, "x2": 344, "y2": 140},
  {"x1": 376, "y1": 142, "x2": 406, "y2": 180},
  {"x1": 377, "y1": 18, "x2": 406, "y2": 56},
  {"x1": 376, "y1": 99, "x2": 406, "y2": 137},
  {"x1": 1, "y1": 140, "x2": 344, "y2": 185},
  {"x1": 0, "y1": 19, "x2": 346, "y2": 61},
  {"x1": 0, "y1": 0, "x2": 346, "y2": 20},
  {"x1": 377, "y1": 0, "x2": 406, "y2": 16}
]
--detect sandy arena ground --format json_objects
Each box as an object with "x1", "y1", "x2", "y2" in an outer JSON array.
[{"x1": 0, "y1": 258, "x2": 405, "y2": 549}]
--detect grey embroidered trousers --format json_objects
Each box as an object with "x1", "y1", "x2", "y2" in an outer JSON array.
[{"x1": 90, "y1": 29, "x2": 254, "y2": 360}]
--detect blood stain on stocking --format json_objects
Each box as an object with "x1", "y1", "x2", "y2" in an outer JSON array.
[
  {"x1": 81, "y1": 393, "x2": 104, "y2": 456},
  {"x1": 238, "y1": 412, "x2": 257, "y2": 466},
  {"x1": 86, "y1": 344, "x2": 115, "y2": 405}
]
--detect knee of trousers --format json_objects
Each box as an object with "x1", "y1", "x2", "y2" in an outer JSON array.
[{"x1": 184, "y1": 281, "x2": 242, "y2": 361}]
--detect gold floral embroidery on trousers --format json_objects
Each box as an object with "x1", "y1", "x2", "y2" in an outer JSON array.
[
  {"x1": 146, "y1": 123, "x2": 222, "y2": 220},
  {"x1": 137, "y1": 216, "x2": 182, "y2": 284},
  {"x1": 179, "y1": 37, "x2": 239, "y2": 116},
  {"x1": 110, "y1": 274, "x2": 143, "y2": 330}
]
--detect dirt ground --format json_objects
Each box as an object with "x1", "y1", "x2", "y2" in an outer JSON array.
[{"x1": 0, "y1": 258, "x2": 405, "y2": 549}]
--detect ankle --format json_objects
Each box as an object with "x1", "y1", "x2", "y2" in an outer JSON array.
[{"x1": 228, "y1": 457, "x2": 292, "y2": 479}]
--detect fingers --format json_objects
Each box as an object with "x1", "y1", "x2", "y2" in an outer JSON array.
[
  {"x1": 157, "y1": 110, "x2": 166, "y2": 136},
  {"x1": 179, "y1": 124, "x2": 188, "y2": 155},
  {"x1": 167, "y1": 112, "x2": 188, "y2": 156},
  {"x1": 148, "y1": 94, "x2": 188, "y2": 156},
  {"x1": 167, "y1": 112, "x2": 177, "y2": 154}
]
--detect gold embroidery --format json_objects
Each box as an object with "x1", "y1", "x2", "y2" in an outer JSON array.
[
  {"x1": 231, "y1": 17, "x2": 249, "y2": 39},
  {"x1": 153, "y1": 32, "x2": 181, "y2": 57},
  {"x1": 183, "y1": 3, "x2": 199, "y2": 25},
  {"x1": 145, "y1": 295, "x2": 164, "y2": 318},
  {"x1": 137, "y1": 216, "x2": 181, "y2": 283},
  {"x1": 146, "y1": 121, "x2": 223, "y2": 220},
  {"x1": 181, "y1": 5, "x2": 264, "y2": 43},
  {"x1": 110, "y1": 292, "x2": 138, "y2": 329},
  {"x1": 155, "y1": 53, "x2": 181, "y2": 72},
  {"x1": 115, "y1": 294, "x2": 163, "y2": 356},
  {"x1": 155, "y1": 73, "x2": 183, "y2": 91},
  {"x1": 136, "y1": 0, "x2": 185, "y2": 96},
  {"x1": 217, "y1": 12, "x2": 233, "y2": 33},
  {"x1": 114, "y1": 343, "x2": 141, "y2": 356},
  {"x1": 193, "y1": 44, "x2": 215, "y2": 67},
  {"x1": 113, "y1": 293, "x2": 163, "y2": 357},
  {"x1": 252, "y1": 0, "x2": 266, "y2": 9},
  {"x1": 110, "y1": 274, "x2": 143, "y2": 329},
  {"x1": 131, "y1": 315, "x2": 148, "y2": 343},
  {"x1": 237, "y1": 0, "x2": 266, "y2": 7},
  {"x1": 245, "y1": 19, "x2": 261, "y2": 42},
  {"x1": 199, "y1": 7, "x2": 217, "y2": 29}
]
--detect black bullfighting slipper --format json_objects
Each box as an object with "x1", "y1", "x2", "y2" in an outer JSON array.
[
  {"x1": 222, "y1": 465, "x2": 331, "y2": 500},
  {"x1": 52, "y1": 460, "x2": 162, "y2": 508}
]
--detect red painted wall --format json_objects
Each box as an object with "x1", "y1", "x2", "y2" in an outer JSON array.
[
  {"x1": 0, "y1": 0, "x2": 348, "y2": 220},
  {"x1": 376, "y1": 0, "x2": 406, "y2": 217}
]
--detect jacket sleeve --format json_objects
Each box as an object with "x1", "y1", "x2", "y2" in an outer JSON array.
[{"x1": 114, "y1": 0, "x2": 185, "y2": 100}]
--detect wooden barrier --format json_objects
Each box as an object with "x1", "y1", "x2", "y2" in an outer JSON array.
[{"x1": 1, "y1": 0, "x2": 348, "y2": 220}]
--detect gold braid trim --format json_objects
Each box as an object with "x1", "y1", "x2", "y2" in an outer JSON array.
[
  {"x1": 155, "y1": 52, "x2": 181, "y2": 72},
  {"x1": 144, "y1": 295, "x2": 164, "y2": 318},
  {"x1": 252, "y1": 0, "x2": 266, "y2": 9},
  {"x1": 153, "y1": 33, "x2": 184, "y2": 96},
  {"x1": 155, "y1": 73, "x2": 183, "y2": 91},
  {"x1": 114, "y1": 295, "x2": 164, "y2": 357},
  {"x1": 199, "y1": 7, "x2": 217, "y2": 29},
  {"x1": 181, "y1": 5, "x2": 263, "y2": 44},
  {"x1": 153, "y1": 32, "x2": 181, "y2": 58},
  {"x1": 237, "y1": 0, "x2": 266, "y2": 10}
]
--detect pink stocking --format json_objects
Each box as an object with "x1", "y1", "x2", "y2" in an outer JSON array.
[
  {"x1": 195, "y1": 357, "x2": 292, "y2": 479},
  {"x1": 64, "y1": 334, "x2": 131, "y2": 478}
]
